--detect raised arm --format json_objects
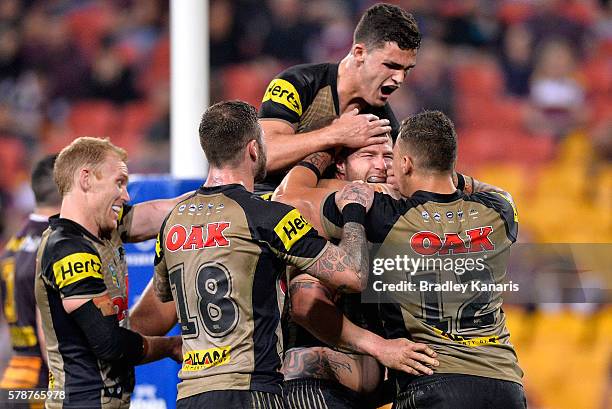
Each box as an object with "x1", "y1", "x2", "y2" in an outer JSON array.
[
  {"x1": 301, "y1": 182, "x2": 373, "y2": 293},
  {"x1": 261, "y1": 109, "x2": 391, "y2": 172}
]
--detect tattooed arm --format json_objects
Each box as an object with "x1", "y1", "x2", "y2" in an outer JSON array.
[
  {"x1": 453, "y1": 172, "x2": 514, "y2": 201},
  {"x1": 273, "y1": 151, "x2": 336, "y2": 233},
  {"x1": 288, "y1": 274, "x2": 439, "y2": 375},
  {"x1": 302, "y1": 182, "x2": 373, "y2": 292},
  {"x1": 153, "y1": 267, "x2": 173, "y2": 303}
]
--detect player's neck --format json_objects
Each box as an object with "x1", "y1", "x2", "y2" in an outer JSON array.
[
  {"x1": 204, "y1": 167, "x2": 254, "y2": 192},
  {"x1": 59, "y1": 196, "x2": 100, "y2": 238},
  {"x1": 406, "y1": 173, "x2": 456, "y2": 196},
  {"x1": 337, "y1": 57, "x2": 366, "y2": 112}
]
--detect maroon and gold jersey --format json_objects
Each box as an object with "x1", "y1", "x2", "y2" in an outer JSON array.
[
  {"x1": 154, "y1": 184, "x2": 329, "y2": 400},
  {"x1": 0, "y1": 215, "x2": 49, "y2": 390}
]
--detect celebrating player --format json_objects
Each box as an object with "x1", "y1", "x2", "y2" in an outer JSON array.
[
  {"x1": 153, "y1": 100, "x2": 374, "y2": 409},
  {"x1": 35, "y1": 137, "x2": 185, "y2": 408},
  {"x1": 274, "y1": 128, "x2": 438, "y2": 409},
  {"x1": 257, "y1": 2, "x2": 421, "y2": 193},
  {"x1": 321, "y1": 111, "x2": 525, "y2": 409}
]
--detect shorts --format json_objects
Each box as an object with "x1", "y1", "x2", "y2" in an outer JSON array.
[
  {"x1": 283, "y1": 378, "x2": 369, "y2": 409},
  {"x1": 177, "y1": 389, "x2": 285, "y2": 409},
  {"x1": 392, "y1": 374, "x2": 526, "y2": 409}
]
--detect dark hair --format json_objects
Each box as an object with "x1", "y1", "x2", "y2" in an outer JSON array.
[
  {"x1": 397, "y1": 111, "x2": 456, "y2": 173},
  {"x1": 354, "y1": 3, "x2": 421, "y2": 51},
  {"x1": 32, "y1": 154, "x2": 61, "y2": 207},
  {"x1": 198, "y1": 100, "x2": 261, "y2": 167}
]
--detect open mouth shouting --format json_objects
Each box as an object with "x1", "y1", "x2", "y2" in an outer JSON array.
[{"x1": 380, "y1": 84, "x2": 398, "y2": 98}]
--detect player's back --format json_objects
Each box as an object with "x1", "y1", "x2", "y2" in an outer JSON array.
[
  {"x1": 323, "y1": 190, "x2": 523, "y2": 388},
  {"x1": 157, "y1": 184, "x2": 305, "y2": 400}
]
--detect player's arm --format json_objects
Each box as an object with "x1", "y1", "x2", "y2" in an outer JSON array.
[
  {"x1": 301, "y1": 182, "x2": 373, "y2": 292},
  {"x1": 123, "y1": 191, "x2": 194, "y2": 242},
  {"x1": 454, "y1": 172, "x2": 514, "y2": 203},
  {"x1": 63, "y1": 296, "x2": 180, "y2": 364},
  {"x1": 273, "y1": 151, "x2": 340, "y2": 233},
  {"x1": 289, "y1": 274, "x2": 439, "y2": 375},
  {"x1": 36, "y1": 307, "x2": 47, "y2": 365},
  {"x1": 129, "y1": 278, "x2": 177, "y2": 336},
  {"x1": 261, "y1": 111, "x2": 391, "y2": 172}
]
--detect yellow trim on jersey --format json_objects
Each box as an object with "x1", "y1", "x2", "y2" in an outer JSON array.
[
  {"x1": 182, "y1": 347, "x2": 231, "y2": 371},
  {"x1": 9, "y1": 325, "x2": 37, "y2": 348},
  {"x1": 52, "y1": 252, "x2": 103, "y2": 288},
  {"x1": 274, "y1": 209, "x2": 313, "y2": 251},
  {"x1": 259, "y1": 192, "x2": 273, "y2": 201},
  {"x1": 493, "y1": 192, "x2": 519, "y2": 222},
  {"x1": 262, "y1": 79, "x2": 303, "y2": 116},
  {"x1": 155, "y1": 233, "x2": 162, "y2": 258},
  {"x1": 433, "y1": 327, "x2": 501, "y2": 347}
]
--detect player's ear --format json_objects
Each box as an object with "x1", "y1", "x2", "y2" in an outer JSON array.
[
  {"x1": 78, "y1": 167, "x2": 92, "y2": 192},
  {"x1": 335, "y1": 158, "x2": 347, "y2": 180},
  {"x1": 352, "y1": 43, "x2": 366, "y2": 64},
  {"x1": 247, "y1": 139, "x2": 258, "y2": 162},
  {"x1": 401, "y1": 155, "x2": 413, "y2": 176}
]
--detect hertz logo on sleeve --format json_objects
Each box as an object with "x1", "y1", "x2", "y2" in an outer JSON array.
[
  {"x1": 262, "y1": 79, "x2": 302, "y2": 116},
  {"x1": 52, "y1": 253, "x2": 103, "y2": 288},
  {"x1": 274, "y1": 209, "x2": 312, "y2": 251}
]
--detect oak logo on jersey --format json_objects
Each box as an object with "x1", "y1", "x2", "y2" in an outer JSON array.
[
  {"x1": 165, "y1": 222, "x2": 230, "y2": 252},
  {"x1": 262, "y1": 78, "x2": 302, "y2": 116},
  {"x1": 182, "y1": 347, "x2": 231, "y2": 371},
  {"x1": 52, "y1": 252, "x2": 103, "y2": 288},
  {"x1": 410, "y1": 227, "x2": 495, "y2": 256},
  {"x1": 274, "y1": 209, "x2": 312, "y2": 251}
]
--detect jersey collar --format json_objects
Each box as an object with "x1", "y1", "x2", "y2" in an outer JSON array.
[
  {"x1": 330, "y1": 63, "x2": 340, "y2": 114},
  {"x1": 411, "y1": 189, "x2": 464, "y2": 203},
  {"x1": 49, "y1": 215, "x2": 104, "y2": 244}
]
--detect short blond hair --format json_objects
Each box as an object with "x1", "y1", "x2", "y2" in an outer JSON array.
[{"x1": 54, "y1": 137, "x2": 127, "y2": 196}]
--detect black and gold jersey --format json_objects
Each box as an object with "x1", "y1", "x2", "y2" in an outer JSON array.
[
  {"x1": 0, "y1": 215, "x2": 49, "y2": 389},
  {"x1": 34, "y1": 206, "x2": 134, "y2": 408},
  {"x1": 154, "y1": 184, "x2": 329, "y2": 400},
  {"x1": 322, "y1": 190, "x2": 523, "y2": 387},
  {"x1": 257, "y1": 62, "x2": 400, "y2": 192}
]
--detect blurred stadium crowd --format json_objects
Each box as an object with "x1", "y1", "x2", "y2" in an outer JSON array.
[{"x1": 0, "y1": 1, "x2": 610, "y2": 408}]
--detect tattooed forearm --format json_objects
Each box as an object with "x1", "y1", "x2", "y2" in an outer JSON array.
[
  {"x1": 282, "y1": 348, "x2": 353, "y2": 380},
  {"x1": 339, "y1": 222, "x2": 369, "y2": 291},
  {"x1": 153, "y1": 271, "x2": 172, "y2": 302},
  {"x1": 303, "y1": 151, "x2": 333, "y2": 174},
  {"x1": 306, "y1": 222, "x2": 368, "y2": 292}
]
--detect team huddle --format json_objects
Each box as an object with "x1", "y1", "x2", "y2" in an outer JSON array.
[{"x1": 0, "y1": 3, "x2": 526, "y2": 409}]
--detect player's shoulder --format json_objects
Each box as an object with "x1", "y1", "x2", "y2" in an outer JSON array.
[
  {"x1": 44, "y1": 217, "x2": 100, "y2": 260},
  {"x1": 274, "y1": 62, "x2": 334, "y2": 85},
  {"x1": 464, "y1": 191, "x2": 517, "y2": 215}
]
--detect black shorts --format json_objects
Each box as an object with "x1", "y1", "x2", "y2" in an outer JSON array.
[
  {"x1": 177, "y1": 390, "x2": 285, "y2": 409},
  {"x1": 282, "y1": 378, "x2": 370, "y2": 409},
  {"x1": 392, "y1": 374, "x2": 526, "y2": 409}
]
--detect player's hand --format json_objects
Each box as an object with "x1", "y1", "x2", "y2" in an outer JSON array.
[
  {"x1": 373, "y1": 338, "x2": 439, "y2": 376},
  {"x1": 370, "y1": 183, "x2": 401, "y2": 200},
  {"x1": 336, "y1": 181, "x2": 375, "y2": 212},
  {"x1": 168, "y1": 335, "x2": 183, "y2": 363},
  {"x1": 332, "y1": 109, "x2": 391, "y2": 149}
]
